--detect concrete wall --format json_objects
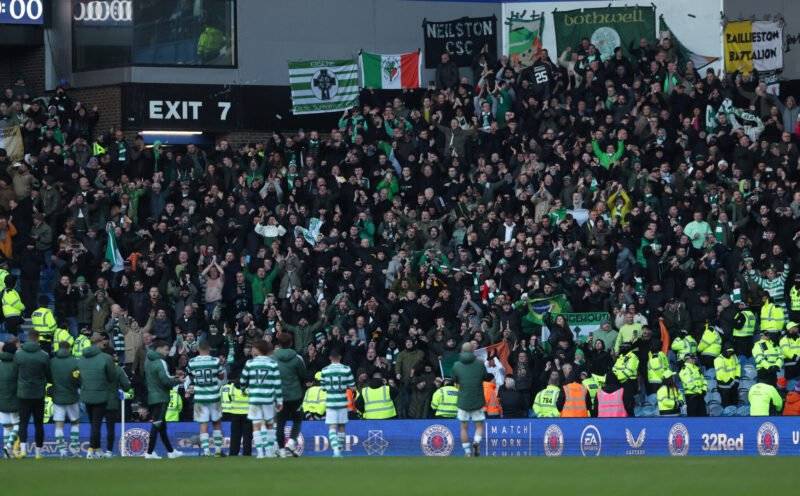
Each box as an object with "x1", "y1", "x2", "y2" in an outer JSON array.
[
  {"x1": 54, "y1": 0, "x2": 501, "y2": 89},
  {"x1": 723, "y1": 0, "x2": 799, "y2": 80}
]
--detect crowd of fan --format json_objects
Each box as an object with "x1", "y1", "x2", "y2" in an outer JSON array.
[{"x1": 1, "y1": 31, "x2": 800, "y2": 421}]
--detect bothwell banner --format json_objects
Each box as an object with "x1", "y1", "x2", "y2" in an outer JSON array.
[
  {"x1": 552, "y1": 6, "x2": 656, "y2": 61},
  {"x1": 4, "y1": 418, "x2": 799, "y2": 457},
  {"x1": 422, "y1": 16, "x2": 497, "y2": 68},
  {"x1": 723, "y1": 20, "x2": 783, "y2": 74}
]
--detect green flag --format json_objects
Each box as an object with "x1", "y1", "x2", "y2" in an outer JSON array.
[
  {"x1": 105, "y1": 224, "x2": 124, "y2": 272},
  {"x1": 289, "y1": 59, "x2": 359, "y2": 115},
  {"x1": 505, "y1": 10, "x2": 544, "y2": 67},
  {"x1": 552, "y1": 6, "x2": 656, "y2": 61},
  {"x1": 515, "y1": 294, "x2": 572, "y2": 334}
]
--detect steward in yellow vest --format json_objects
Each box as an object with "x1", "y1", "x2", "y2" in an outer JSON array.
[
  {"x1": 760, "y1": 298, "x2": 785, "y2": 340},
  {"x1": 302, "y1": 372, "x2": 327, "y2": 419},
  {"x1": 656, "y1": 370, "x2": 684, "y2": 416},
  {"x1": 222, "y1": 372, "x2": 252, "y2": 457},
  {"x1": 431, "y1": 381, "x2": 459, "y2": 418},
  {"x1": 31, "y1": 296, "x2": 58, "y2": 353},
  {"x1": 1, "y1": 274, "x2": 24, "y2": 335},
  {"x1": 697, "y1": 324, "x2": 722, "y2": 368},
  {"x1": 753, "y1": 333, "x2": 783, "y2": 385},
  {"x1": 355, "y1": 373, "x2": 397, "y2": 420},
  {"x1": 732, "y1": 304, "x2": 757, "y2": 357},
  {"x1": 533, "y1": 375, "x2": 562, "y2": 418},
  {"x1": 781, "y1": 321, "x2": 800, "y2": 381},
  {"x1": 714, "y1": 344, "x2": 741, "y2": 407},
  {"x1": 51, "y1": 328, "x2": 75, "y2": 354},
  {"x1": 671, "y1": 330, "x2": 697, "y2": 364},
  {"x1": 165, "y1": 385, "x2": 184, "y2": 422}
]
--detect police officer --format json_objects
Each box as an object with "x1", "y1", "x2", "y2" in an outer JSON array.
[
  {"x1": 221, "y1": 370, "x2": 251, "y2": 456},
  {"x1": 646, "y1": 343, "x2": 670, "y2": 395},
  {"x1": 788, "y1": 274, "x2": 800, "y2": 323},
  {"x1": 2, "y1": 275, "x2": 24, "y2": 336},
  {"x1": 72, "y1": 327, "x2": 92, "y2": 358},
  {"x1": 732, "y1": 302, "x2": 757, "y2": 357},
  {"x1": 781, "y1": 321, "x2": 800, "y2": 382},
  {"x1": 51, "y1": 326, "x2": 74, "y2": 354},
  {"x1": 31, "y1": 296, "x2": 57, "y2": 354},
  {"x1": 356, "y1": 372, "x2": 397, "y2": 420},
  {"x1": 656, "y1": 370, "x2": 684, "y2": 416},
  {"x1": 697, "y1": 324, "x2": 722, "y2": 369},
  {"x1": 679, "y1": 354, "x2": 707, "y2": 416},
  {"x1": 430, "y1": 379, "x2": 458, "y2": 418},
  {"x1": 532, "y1": 372, "x2": 561, "y2": 418},
  {"x1": 753, "y1": 332, "x2": 783, "y2": 386},
  {"x1": 714, "y1": 344, "x2": 741, "y2": 408},
  {"x1": 612, "y1": 343, "x2": 639, "y2": 415},
  {"x1": 759, "y1": 295, "x2": 785, "y2": 344},
  {"x1": 671, "y1": 329, "x2": 697, "y2": 367},
  {"x1": 748, "y1": 380, "x2": 783, "y2": 416},
  {"x1": 301, "y1": 372, "x2": 326, "y2": 420}
]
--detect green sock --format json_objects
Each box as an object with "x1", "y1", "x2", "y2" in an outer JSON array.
[{"x1": 328, "y1": 429, "x2": 339, "y2": 451}]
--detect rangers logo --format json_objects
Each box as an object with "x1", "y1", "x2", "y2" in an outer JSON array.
[
  {"x1": 122, "y1": 428, "x2": 150, "y2": 456},
  {"x1": 757, "y1": 422, "x2": 779, "y2": 456},
  {"x1": 543, "y1": 424, "x2": 564, "y2": 457},
  {"x1": 580, "y1": 425, "x2": 602, "y2": 456},
  {"x1": 420, "y1": 424, "x2": 454, "y2": 456},
  {"x1": 668, "y1": 423, "x2": 690, "y2": 456}
]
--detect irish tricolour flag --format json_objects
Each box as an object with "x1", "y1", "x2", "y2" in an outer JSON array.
[{"x1": 360, "y1": 51, "x2": 422, "y2": 89}]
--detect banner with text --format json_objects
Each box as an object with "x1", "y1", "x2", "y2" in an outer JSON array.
[
  {"x1": 4, "y1": 418, "x2": 799, "y2": 457},
  {"x1": 422, "y1": 15, "x2": 497, "y2": 68},
  {"x1": 543, "y1": 312, "x2": 609, "y2": 344},
  {"x1": 723, "y1": 20, "x2": 783, "y2": 74},
  {"x1": 553, "y1": 6, "x2": 656, "y2": 62}
]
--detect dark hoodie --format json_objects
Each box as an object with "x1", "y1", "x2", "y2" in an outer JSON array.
[
  {"x1": 50, "y1": 348, "x2": 79, "y2": 405},
  {"x1": 78, "y1": 345, "x2": 116, "y2": 404},
  {"x1": 0, "y1": 350, "x2": 18, "y2": 413},
  {"x1": 274, "y1": 347, "x2": 307, "y2": 402},
  {"x1": 451, "y1": 350, "x2": 486, "y2": 411},
  {"x1": 13, "y1": 341, "x2": 50, "y2": 399}
]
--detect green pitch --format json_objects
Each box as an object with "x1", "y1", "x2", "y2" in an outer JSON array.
[{"x1": 5, "y1": 457, "x2": 795, "y2": 495}]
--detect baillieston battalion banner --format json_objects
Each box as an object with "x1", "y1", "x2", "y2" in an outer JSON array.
[
  {"x1": 553, "y1": 6, "x2": 655, "y2": 62},
  {"x1": 289, "y1": 59, "x2": 359, "y2": 115},
  {"x1": 723, "y1": 20, "x2": 783, "y2": 74},
  {"x1": 422, "y1": 15, "x2": 497, "y2": 68}
]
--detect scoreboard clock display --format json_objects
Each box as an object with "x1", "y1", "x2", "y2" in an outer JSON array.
[{"x1": 0, "y1": 0, "x2": 44, "y2": 25}]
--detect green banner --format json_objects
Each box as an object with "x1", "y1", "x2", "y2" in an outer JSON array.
[
  {"x1": 553, "y1": 6, "x2": 655, "y2": 61},
  {"x1": 543, "y1": 311, "x2": 609, "y2": 344},
  {"x1": 504, "y1": 9, "x2": 544, "y2": 67}
]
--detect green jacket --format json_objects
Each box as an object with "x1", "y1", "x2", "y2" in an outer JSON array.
[
  {"x1": 284, "y1": 320, "x2": 323, "y2": 355},
  {"x1": 145, "y1": 350, "x2": 179, "y2": 405},
  {"x1": 78, "y1": 346, "x2": 116, "y2": 405},
  {"x1": 0, "y1": 351, "x2": 18, "y2": 412},
  {"x1": 451, "y1": 351, "x2": 486, "y2": 411},
  {"x1": 14, "y1": 341, "x2": 50, "y2": 399},
  {"x1": 50, "y1": 349, "x2": 80, "y2": 405},
  {"x1": 274, "y1": 347, "x2": 307, "y2": 402},
  {"x1": 245, "y1": 266, "x2": 280, "y2": 307},
  {"x1": 591, "y1": 139, "x2": 625, "y2": 169},
  {"x1": 107, "y1": 364, "x2": 132, "y2": 411}
]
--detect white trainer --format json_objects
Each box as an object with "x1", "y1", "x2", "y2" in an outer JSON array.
[{"x1": 167, "y1": 450, "x2": 184, "y2": 459}]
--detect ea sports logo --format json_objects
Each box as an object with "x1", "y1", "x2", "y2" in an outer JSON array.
[
  {"x1": 668, "y1": 423, "x2": 690, "y2": 456},
  {"x1": 122, "y1": 428, "x2": 149, "y2": 456},
  {"x1": 543, "y1": 424, "x2": 564, "y2": 457},
  {"x1": 420, "y1": 424, "x2": 454, "y2": 456},
  {"x1": 580, "y1": 425, "x2": 601, "y2": 456},
  {"x1": 757, "y1": 422, "x2": 779, "y2": 456}
]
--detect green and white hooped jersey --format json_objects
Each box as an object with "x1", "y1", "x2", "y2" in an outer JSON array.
[
  {"x1": 241, "y1": 356, "x2": 283, "y2": 405},
  {"x1": 187, "y1": 355, "x2": 223, "y2": 403},
  {"x1": 320, "y1": 363, "x2": 354, "y2": 409}
]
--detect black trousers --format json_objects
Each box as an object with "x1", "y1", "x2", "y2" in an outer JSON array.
[
  {"x1": 4, "y1": 316, "x2": 23, "y2": 336},
  {"x1": 276, "y1": 399, "x2": 302, "y2": 448},
  {"x1": 18, "y1": 398, "x2": 44, "y2": 447},
  {"x1": 733, "y1": 336, "x2": 753, "y2": 357},
  {"x1": 148, "y1": 402, "x2": 174, "y2": 454},
  {"x1": 106, "y1": 409, "x2": 119, "y2": 452},
  {"x1": 224, "y1": 413, "x2": 252, "y2": 456},
  {"x1": 718, "y1": 383, "x2": 739, "y2": 408},
  {"x1": 686, "y1": 394, "x2": 707, "y2": 417},
  {"x1": 86, "y1": 403, "x2": 107, "y2": 449},
  {"x1": 621, "y1": 380, "x2": 638, "y2": 417}
]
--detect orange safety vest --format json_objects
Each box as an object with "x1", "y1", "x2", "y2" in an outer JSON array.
[
  {"x1": 596, "y1": 388, "x2": 627, "y2": 417},
  {"x1": 483, "y1": 382, "x2": 502, "y2": 416},
  {"x1": 560, "y1": 383, "x2": 589, "y2": 417},
  {"x1": 346, "y1": 388, "x2": 356, "y2": 412}
]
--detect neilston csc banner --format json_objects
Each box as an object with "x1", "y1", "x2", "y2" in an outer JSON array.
[
  {"x1": 553, "y1": 6, "x2": 656, "y2": 62},
  {"x1": 422, "y1": 16, "x2": 497, "y2": 68},
  {"x1": 724, "y1": 20, "x2": 783, "y2": 74}
]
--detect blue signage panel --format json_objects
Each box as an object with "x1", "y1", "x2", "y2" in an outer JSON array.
[
  {"x1": 0, "y1": 0, "x2": 44, "y2": 25},
  {"x1": 2, "y1": 418, "x2": 799, "y2": 457}
]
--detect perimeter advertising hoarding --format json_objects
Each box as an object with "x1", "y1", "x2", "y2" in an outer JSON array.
[{"x1": 3, "y1": 418, "x2": 798, "y2": 457}]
